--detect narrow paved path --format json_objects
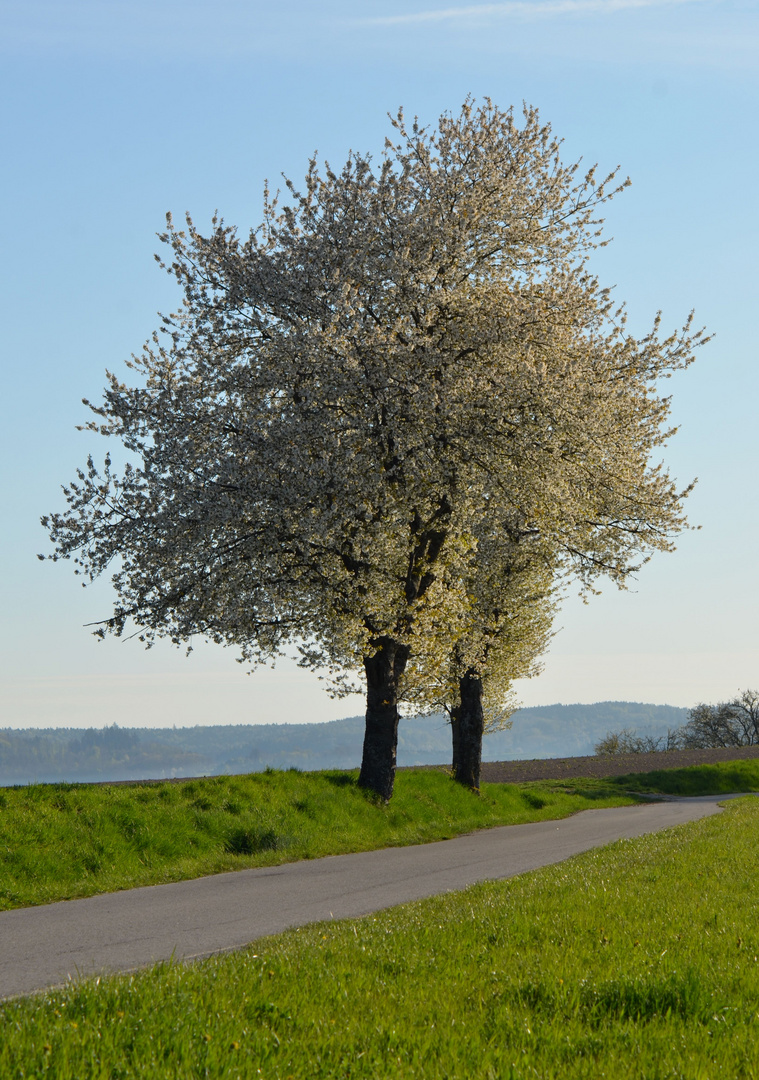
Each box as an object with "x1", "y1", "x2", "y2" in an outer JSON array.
[{"x1": 0, "y1": 796, "x2": 735, "y2": 1000}]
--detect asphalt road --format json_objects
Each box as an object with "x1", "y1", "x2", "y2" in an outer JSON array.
[{"x1": 0, "y1": 796, "x2": 736, "y2": 1000}]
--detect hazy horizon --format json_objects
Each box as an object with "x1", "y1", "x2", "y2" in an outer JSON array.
[{"x1": 0, "y1": 697, "x2": 694, "y2": 732}]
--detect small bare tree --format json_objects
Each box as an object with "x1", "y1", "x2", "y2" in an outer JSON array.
[
  {"x1": 596, "y1": 691, "x2": 759, "y2": 755},
  {"x1": 679, "y1": 690, "x2": 759, "y2": 748},
  {"x1": 594, "y1": 728, "x2": 682, "y2": 756}
]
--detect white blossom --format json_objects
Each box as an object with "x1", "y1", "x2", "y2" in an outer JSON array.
[{"x1": 41, "y1": 99, "x2": 706, "y2": 797}]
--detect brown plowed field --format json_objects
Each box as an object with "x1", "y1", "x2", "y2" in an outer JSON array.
[
  {"x1": 93, "y1": 744, "x2": 759, "y2": 788},
  {"x1": 478, "y1": 744, "x2": 759, "y2": 784}
]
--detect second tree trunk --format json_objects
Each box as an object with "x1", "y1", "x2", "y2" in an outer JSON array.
[{"x1": 451, "y1": 670, "x2": 485, "y2": 791}]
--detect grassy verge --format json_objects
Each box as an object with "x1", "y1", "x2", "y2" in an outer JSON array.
[
  {"x1": 0, "y1": 769, "x2": 635, "y2": 911},
  {"x1": 613, "y1": 758, "x2": 759, "y2": 796},
  {"x1": 3, "y1": 795, "x2": 759, "y2": 1077}
]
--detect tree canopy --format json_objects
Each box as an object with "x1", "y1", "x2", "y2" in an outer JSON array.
[{"x1": 42, "y1": 99, "x2": 706, "y2": 799}]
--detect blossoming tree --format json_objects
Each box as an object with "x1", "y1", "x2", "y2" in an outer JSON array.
[{"x1": 42, "y1": 100, "x2": 705, "y2": 800}]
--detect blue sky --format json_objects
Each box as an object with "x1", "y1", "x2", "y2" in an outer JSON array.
[{"x1": 1, "y1": 0, "x2": 756, "y2": 728}]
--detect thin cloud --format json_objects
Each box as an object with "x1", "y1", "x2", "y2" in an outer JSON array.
[{"x1": 364, "y1": 0, "x2": 710, "y2": 27}]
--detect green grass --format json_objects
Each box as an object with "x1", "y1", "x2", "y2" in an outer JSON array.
[
  {"x1": 0, "y1": 769, "x2": 636, "y2": 911},
  {"x1": 3, "y1": 757, "x2": 758, "y2": 914},
  {"x1": 613, "y1": 758, "x2": 759, "y2": 796},
  {"x1": 3, "y1": 795, "x2": 759, "y2": 1077}
]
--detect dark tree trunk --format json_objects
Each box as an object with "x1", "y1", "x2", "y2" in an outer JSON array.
[
  {"x1": 451, "y1": 669, "x2": 485, "y2": 791},
  {"x1": 358, "y1": 637, "x2": 410, "y2": 802}
]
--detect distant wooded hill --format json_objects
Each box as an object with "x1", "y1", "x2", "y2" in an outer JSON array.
[{"x1": 0, "y1": 701, "x2": 688, "y2": 786}]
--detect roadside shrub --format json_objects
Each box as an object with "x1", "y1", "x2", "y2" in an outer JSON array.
[{"x1": 224, "y1": 827, "x2": 281, "y2": 856}]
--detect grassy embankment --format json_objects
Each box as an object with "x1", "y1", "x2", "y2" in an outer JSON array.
[
  {"x1": 2, "y1": 759, "x2": 759, "y2": 912},
  {"x1": 0, "y1": 768, "x2": 638, "y2": 910},
  {"x1": 3, "y1": 791, "x2": 759, "y2": 1076},
  {"x1": 616, "y1": 757, "x2": 759, "y2": 796}
]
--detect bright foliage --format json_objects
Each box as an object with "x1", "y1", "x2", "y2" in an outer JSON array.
[{"x1": 42, "y1": 99, "x2": 705, "y2": 734}]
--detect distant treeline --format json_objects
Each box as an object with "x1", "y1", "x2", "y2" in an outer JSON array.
[
  {"x1": 0, "y1": 702, "x2": 688, "y2": 786},
  {"x1": 595, "y1": 690, "x2": 759, "y2": 755}
]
